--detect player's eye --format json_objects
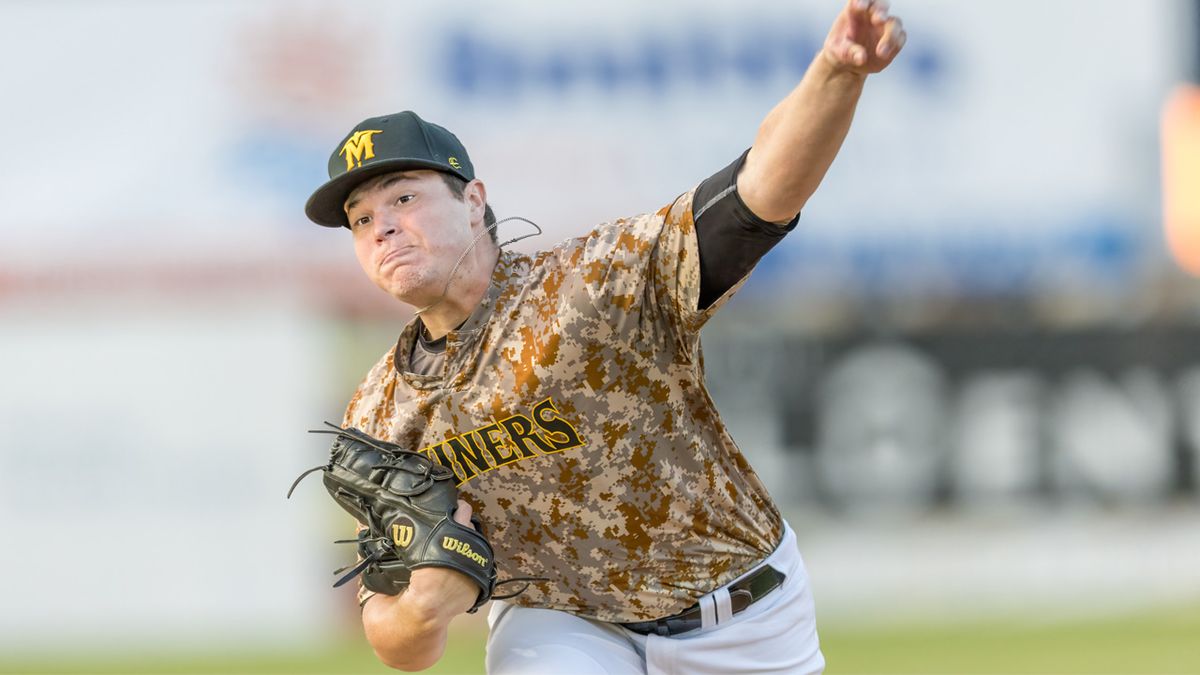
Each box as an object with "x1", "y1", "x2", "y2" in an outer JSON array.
[
  {"x1": 396, "y1": 194, "x2": 414, "y2": 205},
  {"x1": 353, "y1": 214, "x2": 371, "y2": 228}
]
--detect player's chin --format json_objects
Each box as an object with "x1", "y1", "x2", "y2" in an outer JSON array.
[{"x1": 381, "y1": 270, "x2": 435, "y2": 304}]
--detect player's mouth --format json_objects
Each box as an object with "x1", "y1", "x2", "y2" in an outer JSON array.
[{"x1": 379, "y1": 247, "x2": 414, "y2": 270}]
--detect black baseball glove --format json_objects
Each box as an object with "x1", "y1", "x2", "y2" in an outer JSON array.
[{"x1": 289, "y1": 423, "x2": 538, "y2": 612}]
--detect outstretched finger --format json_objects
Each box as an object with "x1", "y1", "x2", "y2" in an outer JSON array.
[
  {"x1": 848, "y1": 0, "x2": 873, "y2": 14},
  {"x1": 877, "y1": 16, "x2": 906, "y2": 59},
  {"x1": 871, "y1": 0, "x2": 891, "y2": 25}
]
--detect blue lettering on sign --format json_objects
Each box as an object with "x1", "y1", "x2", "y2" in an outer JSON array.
[
  {"x1": 441, "y1": 22, "x2": 943, "y2": 98},
  {"x1": 745, "y1": 212, "x2": 1141, "y2": 298}
]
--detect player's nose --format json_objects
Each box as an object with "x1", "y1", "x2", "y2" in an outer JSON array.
[{"x1": 372, "y1": 212, "x2": 398, "y2": 241}]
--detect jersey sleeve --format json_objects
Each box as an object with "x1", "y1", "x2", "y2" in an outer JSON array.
[
  {"x1": 566, "y1": 190, "x2": 700, "y2": 347},
  {"x1": 694, "y1": 149, "x2": 799, "y2": 309},
  {"x1": 567, "y1": 153, "x2": 797, "y2": 353}
]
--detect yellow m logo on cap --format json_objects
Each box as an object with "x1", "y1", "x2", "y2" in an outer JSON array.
[
  {"x1": 392, "y1": 523, "x2": 414, "y2": 548},
  {"x1": 340, "y1": 130, "x2": 384, "y2": 171}
]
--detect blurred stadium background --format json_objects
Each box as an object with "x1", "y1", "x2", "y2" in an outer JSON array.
[{"x1": 2, "y1": 0, "x2": 1199, "y2": 673}]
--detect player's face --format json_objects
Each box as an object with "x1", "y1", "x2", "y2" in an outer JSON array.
[{"x1": 345, "y1": 171, "x2": 481, "y2": 304}]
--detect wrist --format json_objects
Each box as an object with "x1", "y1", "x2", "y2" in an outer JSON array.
[
  {"x1": 401, "y1": 586, "x2": 458, "y2": 628},
  {"x1": 405, "y1": 570, "x2": 478, "y2": 623}
]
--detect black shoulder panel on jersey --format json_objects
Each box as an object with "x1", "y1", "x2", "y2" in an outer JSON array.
[{"x1": 693, "y1": 149, "x2": 799, "y2": 310}]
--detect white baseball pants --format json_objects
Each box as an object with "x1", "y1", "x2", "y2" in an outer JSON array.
[{"x1": 485, "y1": 523, "x2": 824, "y2": 674}]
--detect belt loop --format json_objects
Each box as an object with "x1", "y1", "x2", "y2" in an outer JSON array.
[
  {"x1": 699, "y1": 593, "x2": 717, "y2": 629},
  {"x1": 714, "y1": 586, "x2": 734, "y2": 625}
]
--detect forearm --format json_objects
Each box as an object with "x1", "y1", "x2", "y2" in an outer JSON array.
[
  {"x1": 738, "y1": 53, "x2": 867, "y2": 222},
  {"x1": 361, "y1": 589, "x2": 457, "y2": 671},
  {"x1": 357, "y1": 501, "x2": 483, "y2": 671}
]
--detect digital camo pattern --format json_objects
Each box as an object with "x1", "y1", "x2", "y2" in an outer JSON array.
[{"x1": 345, "y1": 188, "x2": 783, "y2": 622}]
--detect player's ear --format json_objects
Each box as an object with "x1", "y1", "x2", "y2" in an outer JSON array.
[{"x1": 464, "y1": 179, "x2": 488, "y2": 228}]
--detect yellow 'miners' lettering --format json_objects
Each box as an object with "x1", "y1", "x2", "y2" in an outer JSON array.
[{"x1": 418, "y1": 396, "x2": 585, "y2": 484}]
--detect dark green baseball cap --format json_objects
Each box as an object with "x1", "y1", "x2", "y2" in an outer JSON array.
[{"x1": 305, "y1": 111, "x2": 475, "y2": 228}]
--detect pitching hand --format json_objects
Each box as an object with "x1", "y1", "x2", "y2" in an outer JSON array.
[{"x1": 821, "y1": 0, "x2": 906, "y2": 75}]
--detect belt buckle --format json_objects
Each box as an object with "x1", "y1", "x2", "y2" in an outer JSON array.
[
  {"x1": 729, "y1": 587, "x2": 753, "y2": 614},
  {"x1": 624, "y1": 565, "x2": 784, "y2": 637}
]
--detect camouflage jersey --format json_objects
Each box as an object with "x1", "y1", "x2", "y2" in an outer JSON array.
[{"x1": 344, "y1": 186, "x2": 784, "y2": 623}]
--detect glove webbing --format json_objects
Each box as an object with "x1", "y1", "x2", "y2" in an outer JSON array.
[{"x1": 287, "y1": 425, "x2": 448, "y2": 500}]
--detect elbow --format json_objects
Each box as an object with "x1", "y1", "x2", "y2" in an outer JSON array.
[
  {"x1": 367, "y1": 626, "x2": 444, "y2": 672},
  {"x1": 374, "y1": 649, "x2": 439, "y2": 672},
  {"x1": 366, "y1": 623, "x2": 445, "y2": 671}
]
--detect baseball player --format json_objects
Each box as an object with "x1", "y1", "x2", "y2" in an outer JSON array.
[{"x1": 303, "y1": 1, "x2": 904, "y2": 672}]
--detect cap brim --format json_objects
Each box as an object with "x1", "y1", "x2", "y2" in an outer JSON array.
[{"x1": 304, "y1": 159, "x2": 469, "y2": 228}]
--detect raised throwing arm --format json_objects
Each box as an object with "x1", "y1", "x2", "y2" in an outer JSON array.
[{"x1": 738, "y1": 0, "x2": 906, "y2": 223}]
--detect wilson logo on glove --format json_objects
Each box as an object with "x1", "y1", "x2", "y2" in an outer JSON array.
[
  {"x1": 287, "y1": 422, "x2": 544, "y2": 613},
  {"x1": 443, "y1": 536, "x2": 490, "y2": 567},
  {"x1": 392, "y1": 519, "x2": 415, "y2": 548}
]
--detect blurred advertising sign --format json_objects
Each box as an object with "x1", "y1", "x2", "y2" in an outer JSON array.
[
  {"x1": 0, "y1": 0, "x2": 1190, "y2": 299},
  {"x1": 705, "y1": 328, "x2": 1200, "y2": 513}
]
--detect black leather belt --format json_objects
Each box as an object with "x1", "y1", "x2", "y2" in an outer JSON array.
[{"x1": 621, "y1": 565, "x2": 786, "y2": 637}]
